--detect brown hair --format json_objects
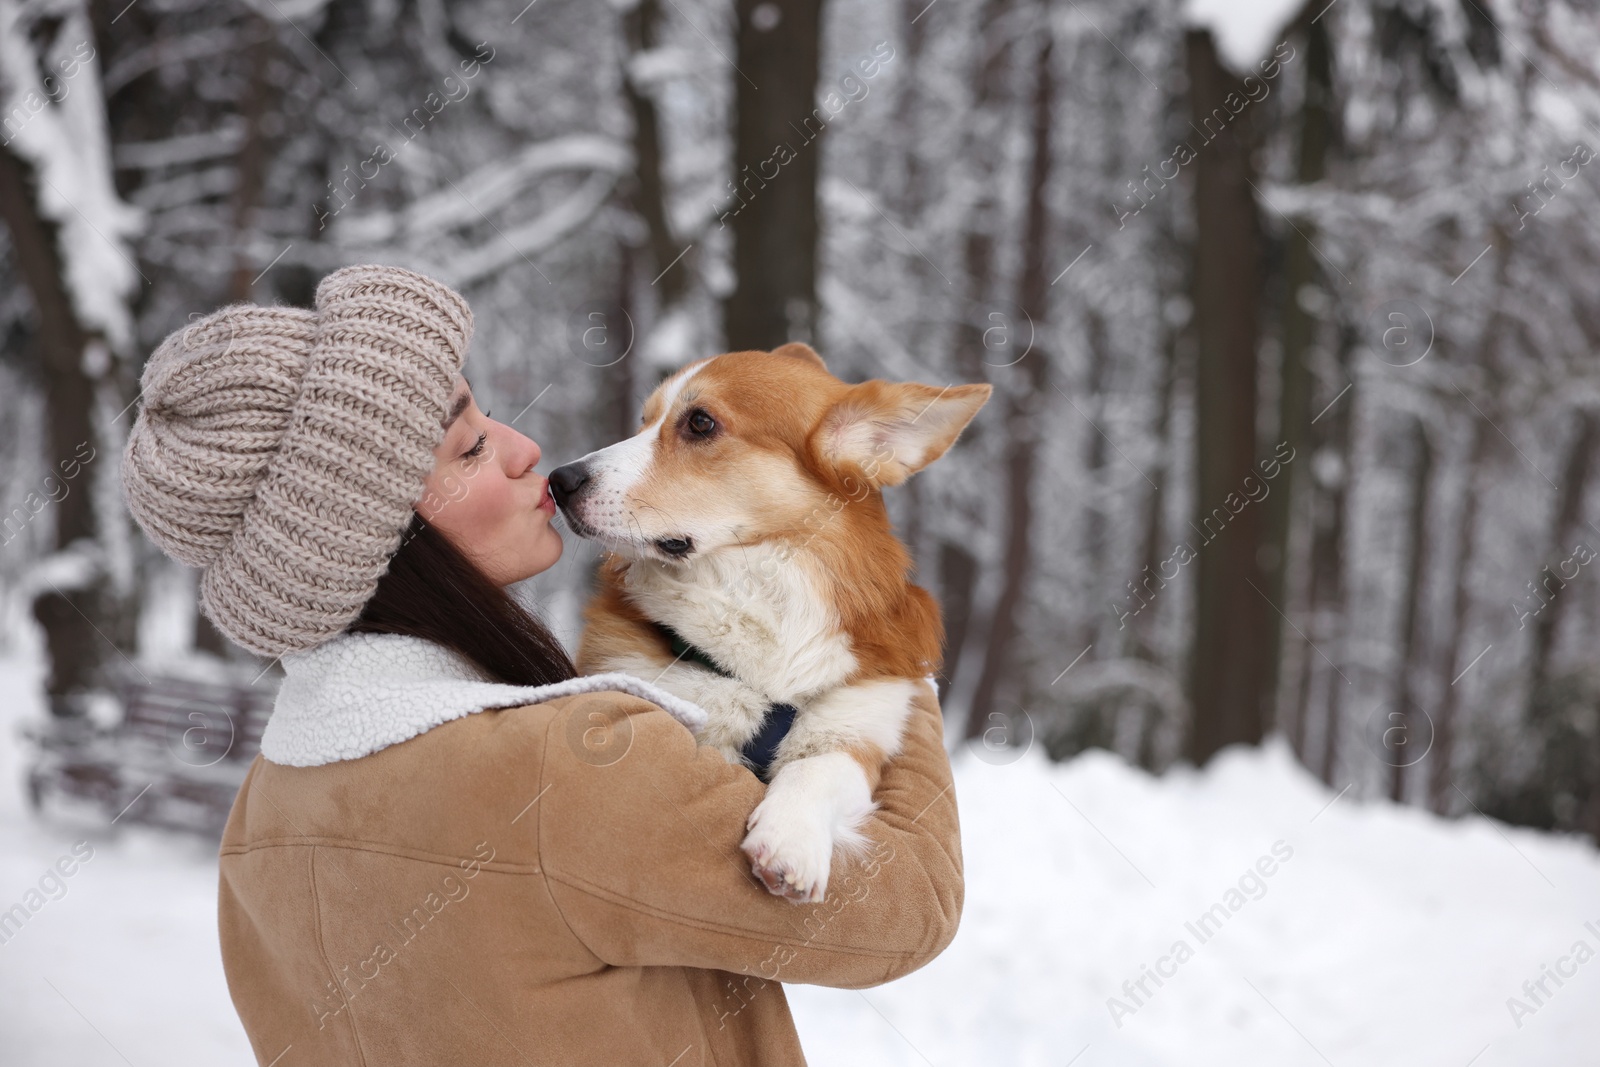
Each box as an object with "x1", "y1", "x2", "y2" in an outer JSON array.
[{"x1": 348, "y1": 514, "x2": 577, "y2": 687}]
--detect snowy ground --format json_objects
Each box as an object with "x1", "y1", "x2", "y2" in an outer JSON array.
[
  {"x1": 0, "y1": 655, "x2": 250, "y2": 1063},
  {"x1": 3, "y1": 649, "x2": 1599, "y2": 1066}
]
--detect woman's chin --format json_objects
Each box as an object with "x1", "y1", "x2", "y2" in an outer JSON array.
[{"x1": 529, "y1": 526, "x2": 564, "y2": 574}]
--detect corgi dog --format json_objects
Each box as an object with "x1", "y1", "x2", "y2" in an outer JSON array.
[{"x1": 548, "y1": 343, "x2": 989, "y2": 903}]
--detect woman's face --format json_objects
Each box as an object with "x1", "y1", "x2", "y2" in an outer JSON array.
[{"x1": 416, "y1": 378, "x2": 563, "y2": 584}]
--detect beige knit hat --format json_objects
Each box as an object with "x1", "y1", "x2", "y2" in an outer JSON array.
[{"x1": 122, "y1": 264, "x2": 473, "y2": 657}]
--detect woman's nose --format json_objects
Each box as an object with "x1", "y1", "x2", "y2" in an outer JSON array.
[{"x1": 508, "y1": 431, "x2": 540, "y2": 473}]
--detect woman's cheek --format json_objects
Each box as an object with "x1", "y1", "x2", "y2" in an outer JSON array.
[{"x1": 445, "y1": 480, "x2": 495, "y2": 542}]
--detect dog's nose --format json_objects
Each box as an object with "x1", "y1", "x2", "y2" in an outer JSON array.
[{"x1": 548, "y1": 463, "x2": 590, "y2": 505}]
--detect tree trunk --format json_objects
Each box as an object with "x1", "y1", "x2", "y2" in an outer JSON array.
[
  {"x1": 1525, "y1": 409, "x2": 1597, "y2": 701},
  {"x1": 227, "y1": 18, "x2": 276, "y2": 302},
  {"x1": 1429, "y1": 236, "x2": 1511, "y2": 810},
  {"x1": 964, "y1": 25, "x2": 1053, "y2": 739},
  {"x1": 1292, "y1": 326, "x2": 1359, "y2": 783},
  {"x1": 1289, "y1": 332, "x2": 1355, "y2": 777},
  {"x1": 1082, "y1": 310, "x2": 1110, "y2": 648},
  {"x1": 1262, "y1": 14, "x2": 1332, "y2": 736},
  {"x1": 1388, "y1": 416, "x2": 1434, "y2": 802},
  {"x1": 610, "y1": 240, "x2": 640, "y2": 442},
  {"x1": 953, "y1": 0, "x2": 1018, "y2": 384},
  {"x1": 1184, "y1": 29, "x2": 1269, "y2": 764},
  {"x1": 1122, "y1": 308, "x2": 1179, "y2": 661},
  {"x1": 1428, "y1": 415, "x2": 1486, "y2": 810},
  {"x1": 0, "y1": 143, "x2": 112, "y2": 717},
  {"x1": 940, "y1": 0, "x2": 1015, "y2": 707},
  {"x1": 623, "y1": 0, "x2": 691, "y2": 310},
  {"x1": 937, "y1": 541, "x2": 979, "y2": 702},
  {"x1": 723, "y1": 0, "x2": 824, "y2": 350}
]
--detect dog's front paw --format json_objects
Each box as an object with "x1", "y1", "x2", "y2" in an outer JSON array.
[{"x1": 741, "y1": 795, "x2": 834, "y2": 904}]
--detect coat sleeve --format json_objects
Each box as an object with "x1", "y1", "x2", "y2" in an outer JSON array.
[{"x1": 535, "y1": 682, "x2": 964, "y2": 989}]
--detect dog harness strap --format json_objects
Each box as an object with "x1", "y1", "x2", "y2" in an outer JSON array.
[
  {"x1": 652, "y1": 622, "x2": 796, "y2": 783},
  {"x1": 742, "y1": 702, "x2": 798, "y2": 784},
  {"x1": 655, "y1": 622, "x2": 730, "y2": 677}
]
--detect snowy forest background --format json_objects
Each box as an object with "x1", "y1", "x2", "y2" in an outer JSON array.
[
  {"x1": 5, "y1": 0, "x2": 1600, "y2": 844},
  {"x1": 10, "y1": 0, "x2": 1600, "y2": 1063}
]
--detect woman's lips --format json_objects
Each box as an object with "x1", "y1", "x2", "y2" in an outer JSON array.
[{"x1": 536, "y1": 478, "x2": 557, "y2": 514}]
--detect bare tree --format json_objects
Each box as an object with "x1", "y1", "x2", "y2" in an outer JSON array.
[
  {"x1": 1388, "y1": 415, "x2": 1434, "y2": 801},
  {"x1": 0, "y1": 0, "x2": 141, "y2": 717},
  {"x1": 939, "y1": 0, "x2": 1015, "y2": 712},
  {"x1": 1263, "y1": 8, "x2": 1333, "y2": 734},
  {"x1": 723, "y1": 0, "x2": 824, "y2": 350},
  {"x1": 1184, "y1": 28, "x2": 1269, "y2": 764},
  {"x1": 964, "y1": 14, "x2": 1053, "y2": 739}
]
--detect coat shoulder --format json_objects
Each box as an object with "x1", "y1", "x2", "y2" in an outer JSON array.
[
  {"x1": 220, "y1": 689, "x2": 685, "y2": 867},
  {"x1": 522, "y1": 687, "x2": 702, "y2": 771}
]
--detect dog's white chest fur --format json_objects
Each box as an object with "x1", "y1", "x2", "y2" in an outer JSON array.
[{"x1": 619, "y1": 541, "x2": 859, "y2": 703}]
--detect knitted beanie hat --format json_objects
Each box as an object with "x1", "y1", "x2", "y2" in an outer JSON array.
[{"x1": 121, "y1": 264, "x2": 473, "y2": 657}]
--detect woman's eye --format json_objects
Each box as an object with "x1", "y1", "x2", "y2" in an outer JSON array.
[
  {"x1": 686, "y1": 409, "x2": 717, "y2": 438},
  {"x1": 465, "y1": 432, "x2": 487, "y2": 458}
]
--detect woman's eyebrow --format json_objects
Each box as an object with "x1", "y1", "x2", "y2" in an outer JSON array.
[{"x1": 442, "y1": 389, "x2": 472, "y2": 430}]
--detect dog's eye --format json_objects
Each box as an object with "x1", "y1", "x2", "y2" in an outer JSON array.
[{"x1": 685, "y1": 409, "x2": 717, "y2": 438}]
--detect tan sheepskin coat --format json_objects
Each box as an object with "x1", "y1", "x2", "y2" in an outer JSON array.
[{"x1": 217, "y1": 677, "x2": 963, "y2": 1066}]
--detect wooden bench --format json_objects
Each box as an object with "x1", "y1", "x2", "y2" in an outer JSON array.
[{"x1": 25, "y1": 671, "x2": 276, "y2": 837}]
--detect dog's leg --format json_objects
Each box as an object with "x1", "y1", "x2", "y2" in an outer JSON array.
[
  {"x1": 579, "y1": 606, "x2": 774, "y2": 757},
  {"x1": 741, "y1": 677, "x2": 923, "y2": 903},
  {"x1": 592, "y1": 652, "x2": 772, "y2": 759}
]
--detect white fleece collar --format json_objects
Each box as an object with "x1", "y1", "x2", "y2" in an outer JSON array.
[{"x1": 259, "y1": 631, "x2": 709, "y2": 767}]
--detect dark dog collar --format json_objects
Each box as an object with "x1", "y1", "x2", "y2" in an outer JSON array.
[{"x1": 654, "y1": 623, "x2": 796, "y2": 784}]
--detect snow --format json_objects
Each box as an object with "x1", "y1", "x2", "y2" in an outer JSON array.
[
  {"x1": 1184, "y1": 0, "x2": 1307, "y2": 71},
  {"x1": 791, "y1": 743, "x2": 1600, "y2": 1066},
  {"x1": 627, "y1": 46, "x2": 703, "y2": 90},
  {"x1": 0, "y1": 655, "x2": 247, "y2": 1063},
  {"x1": 3, "y1": 649, "x2": 1599, "y2": 1065}
]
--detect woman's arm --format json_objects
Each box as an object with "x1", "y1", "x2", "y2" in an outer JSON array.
[{"x1": 534, "y1": 682, "x2": 963, "y2": 989}]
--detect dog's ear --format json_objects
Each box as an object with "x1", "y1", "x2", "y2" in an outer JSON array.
[
  {"x1": 815, "y1": 380, "x2": 991, "y2": 488},
  {"x1": 772, "y1": 342, "x2": 827, "y2": 371}
]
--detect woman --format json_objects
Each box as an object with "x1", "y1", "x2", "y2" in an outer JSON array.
[{"x1": 120, "y1": 264, "x2": 963, "y2": 1066}]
